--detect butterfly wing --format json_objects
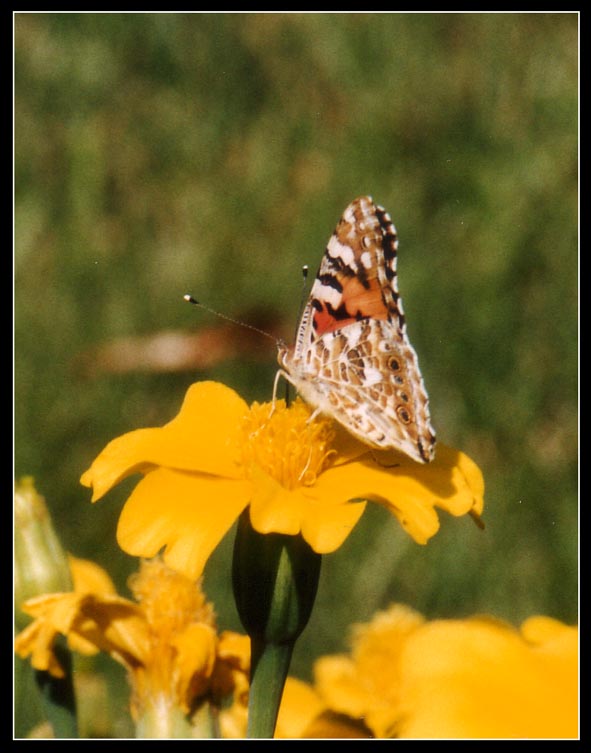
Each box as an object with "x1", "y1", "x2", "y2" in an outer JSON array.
[{"x1": 278, "y1": 196, "x2": 436, "y2": 463}]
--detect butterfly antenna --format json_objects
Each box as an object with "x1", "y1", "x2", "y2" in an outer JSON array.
[{"x1": 183, "y1": 294, "x2": 278, "y2": 344}]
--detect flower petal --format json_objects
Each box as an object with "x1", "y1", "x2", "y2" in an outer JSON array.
[
  {"x1": 300, "y1": 492, "x2": 367, "y2": 553},
  {"x1": 397, "y1": 617, "x2": 579, "y2": 739},
  {"x1": 313, "y1": 655, "x2": 366, "y2": 717},
  {"x1": 248, "y1": 467, "x2": 307, "y2": 536},
  {"x1": 247, "y1": 466, "x2": 366, "y2": 549},
  {"x1": 80, "y1": 381, "x2": 248, "y2": 501},
  {"x1": 171, "y1": 622, "x2": 218, "y2": 708},
  {"x1": 69, "y1": 555, "x2": 117, "y2": 595},
  {"x1": 116, "y1": 467, "x2": 252, "y2": 580},
  {"x1": 14, "y1": 618, "x2": 66, "y2": 678},
  {"x1": 330, "y1": 424, "x2": 374, "y2": 466},
  {"x1": 73, "y1": 594, "x2": 151, "y2": 666},
  {"x1": 313, "y1": 443, "x2": 484, "y2": 544},
  {"x1": 275, "y1": 678, "x2": 328, "y2": 739},
  {"x1": 313, "y1": 604, "x2": 425, "y2": 737},
  {"x1": 217, "y1": 630, "x2": 251, "y2": 672},
  {"x1": 520, "y1": 615, "x2": 577, "y2": 646}
]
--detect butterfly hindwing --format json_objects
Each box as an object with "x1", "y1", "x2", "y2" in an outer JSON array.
[{"x1": 277, "y1": 196, "x2": 436, "y2": 464}]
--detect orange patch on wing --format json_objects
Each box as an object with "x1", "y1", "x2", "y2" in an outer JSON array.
[{"x1": 313, "y1": 276, "x2": 389, "y2": 337}]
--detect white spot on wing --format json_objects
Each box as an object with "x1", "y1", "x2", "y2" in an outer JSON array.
[
  {"x1": 360, "y1": 250, "x2": 372, "y2": 269},
  {"x1": 327, "y1": 236, "x2": 356, "y2": 267},
  {"x1": 362, "y1": 367, "x2": 382, "y2": 386},
  {"x1": 343, "y1": 326, "x2": 361, "y2": 348},
  {"x1": 310, "y1": 279, "x2": 342, "y2": 308}
]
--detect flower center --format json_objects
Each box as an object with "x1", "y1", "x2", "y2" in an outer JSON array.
[
  {"x1": 241, "y1": 398, "x2": 336, "y2": 490},
  {"x1": 128, "y1": 557, "x2": 216, "y2": 637},
  {"x1": 126, "y1": 558, "x2": 218, "y2": 719}
]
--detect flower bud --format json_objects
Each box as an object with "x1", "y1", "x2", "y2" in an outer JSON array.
[{"x1": 14, "y1": 477, "x2": 72, "y2": 629}]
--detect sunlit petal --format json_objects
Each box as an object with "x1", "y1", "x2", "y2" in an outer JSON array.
[
  {"x1": 116, "y1": 467, "x2": 252, "y2": 580},
  {"x1": 397, "y1": 617, "x2": 579, "y2": 739},
  {"x1": 313, "y1": 443, "x2": 483, "y2": 544},
  {"x1": 80, "y1": 382, "x2": 248, "y2": 501}
]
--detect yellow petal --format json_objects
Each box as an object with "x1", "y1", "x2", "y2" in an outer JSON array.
[
  {"x1": 15, "y1": 619, "x2": 66, "y2": 678},
  {"x1": 299, "y1": 490, "x2": 367, "y2": 553},
  {"x1": 20, "y1": 593, "x2": 85, "y2": 635},
  {"x1": 72, "y1": 594, "x2": 151, "y2": 666},
  {"x1": 247, "y1": 466, "x2": 366, "y2": 550},
  {"x1": 217, "y1": 630, "x2": 250, "y2": 671},
  {"x1": 171, "y1": 623, "x2": 218, "y2": 708},
  {"x1": 211, "y1": 630, "x2": 251, "y2": 703},
  {"x1": 20, "y1": 590, "x2": 150, "y2": 666},
  {"x1": 69, "y1": 555, "x2": 117, "y2": 595},
  {"x1": 116, "y1": 467, "x2": 252, "y2": 580},
  {"x1": 275, "y1": 677, "x2": 328, "y2": 738},
  {"x1": 278, "y1": 673, "x2": 372, "y2": 738},
  {"x1": 313, "y1": 443, "x2": 483, "y2": 545},
  {"x1": 80, "y1": 381, "x2": 248, "y2": 501},
  {"x1": 397, "y1": 617, "x2": 579, "y2": 739},
  {"x1": 313, "y1": 604, "x2": 425, "y2": 737},
  {"x1": 314, "y1": 655, "x2": 366, "y2": 717},
  {"x1": 248, "y1": 468, "x2": 307, "y2": 536},
  {"x1": 330, "y1": 424, "x2": 373, "y2": 466},
  {"x1": 67, "y1": 631, "x2": 101, "y2": 657},
  {"x1": 520, "y1": 615, "x2": 577, "y2": 646}
]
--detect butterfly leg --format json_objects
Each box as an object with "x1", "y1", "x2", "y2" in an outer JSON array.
[
  {"x1": 306, "y1": 406, "x2": 322, "y2": 423},
  {"x1": 269, "y1": 369, "x2": 293, "y2": 418}
]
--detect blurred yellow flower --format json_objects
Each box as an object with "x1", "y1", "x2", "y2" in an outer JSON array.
[
  {"x1": 14, "y1": 555, "x2": 118, "y2": 677},
  {"x1": 15, "y1": 556, "x2": 250, "y2": 736},
  {"x1": 310, "y1": 604, "x2": 578, "y2": 739},
  {"x1": 80, "y1": 381, "x2": 484, "y2": 580},
  {"x1": 396, "y1": 613, "x2": 578, "y2": 739},
  {"x1": 275, "y1": 677, "x2": 372, "y2": 739},
  {"x1": 314, "y1": 604, "x2": 425, "y2": 737}
]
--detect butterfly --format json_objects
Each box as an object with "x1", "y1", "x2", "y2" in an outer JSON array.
[{"x1": 276, "y1": 196, "x2": 436, "y2": 464}]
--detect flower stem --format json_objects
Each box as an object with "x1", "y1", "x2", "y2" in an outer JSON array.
[
  {"x1": 232, "y1": 510, "x2": 321, "y2": 738},
  {"x1": 247, "y1": 638, "x2": 294, "y2": 738}
]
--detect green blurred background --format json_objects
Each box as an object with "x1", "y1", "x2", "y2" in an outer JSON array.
[{"x1": 15, "y1": 12, "x2": 578, "y2": 736}]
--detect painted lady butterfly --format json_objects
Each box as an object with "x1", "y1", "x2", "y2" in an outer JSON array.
[{"x1": 277, "y1": 196, "x2": 436, "y2": 464}]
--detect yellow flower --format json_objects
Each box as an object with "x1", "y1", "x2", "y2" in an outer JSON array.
[
  {"x1": 314, "y1": 604, "x2": 425, "y2": 737},
  {"x1": 80, "y1": 381, "x2": 484, "y2": 580},
  {"x1": 15, "y1": 556, "x2": 250, "y2": 734},
  {"x1": 14, "y1": 555, "x2": 118, "y2": 677},
  {"x1": 396, "y1": 613, "x2": 579, "y2": 739},
  {"x1": 275, "y1": 678, "x2": 372, "y2": 739},
  {"x1": 311, "y1": 604, "x2": 578, "y2": 739}
]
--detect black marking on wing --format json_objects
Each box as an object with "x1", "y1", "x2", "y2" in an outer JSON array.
[{"x1": 317, "y1": 273, "x2": 343, "y2": 293}]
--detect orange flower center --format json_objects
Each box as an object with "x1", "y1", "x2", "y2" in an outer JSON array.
[
  {"x1": 240, "y1": 399, "x2": 336, "y2": 490},
  {"x1": 126, "y1": 558, "x2": 218, "y2": 719},
  {"x1": 128, "y1": 558, "x2": 216, "y2": 638}
]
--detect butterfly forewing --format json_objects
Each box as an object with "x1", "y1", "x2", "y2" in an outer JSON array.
[{"x1": 277, "y1": 196, "x2": 436, "y2": 464}]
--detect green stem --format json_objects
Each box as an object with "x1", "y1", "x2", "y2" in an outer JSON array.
[
  {"x1": 232, "y1": 510, "x2": 322, "y2": 739},
  {"x1": 248, "y1": 639, "x2": 294, "y2": 739}
]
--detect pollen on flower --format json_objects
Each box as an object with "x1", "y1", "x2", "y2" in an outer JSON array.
[
  {"x1": 241, "y1": 399, "x2": 336, "y2": 490},
  {"x1": 128, "y1": 558, "x2": 216, "y2": 637}
]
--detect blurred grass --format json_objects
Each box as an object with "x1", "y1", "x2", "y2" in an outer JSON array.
[{"x1": 15, "y1": 12, "x2": 578, "y2": 737}]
